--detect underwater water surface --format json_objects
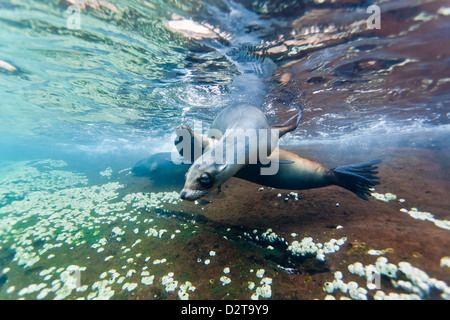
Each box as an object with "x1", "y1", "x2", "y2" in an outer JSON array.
[{"x1": 0, "y1": 0, "x2": 449, "y2": 300}]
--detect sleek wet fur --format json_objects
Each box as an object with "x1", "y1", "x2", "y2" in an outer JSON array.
[
  {"x1": 133, "y1": 150, "x2": 381, "y2": 201},
  {"x1": 235, "y1": 149, "x2": 380, "y2": 200}
]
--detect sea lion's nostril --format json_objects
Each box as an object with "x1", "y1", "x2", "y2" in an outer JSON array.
[{"x1": 180, "y1": 191, "x2": 187, "y2": 199}]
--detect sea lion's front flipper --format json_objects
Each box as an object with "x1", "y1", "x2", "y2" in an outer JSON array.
[
  {"x1": 271, "y1": 109, "x2": 303, "y2": 138},
  {"x1": 276, "y1": 159, "x2": 295, "y2": 164},
  {"x1": 174, "y1": 125, "x2": 216, "y2": 162},
  {"x1": 268, "y1": 157, "x2": 295, "y2": 164}
]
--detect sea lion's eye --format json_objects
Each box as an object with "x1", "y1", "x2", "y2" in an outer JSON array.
[{"x1": 198, "y1": 172, "x2": 211, "y2": 186}]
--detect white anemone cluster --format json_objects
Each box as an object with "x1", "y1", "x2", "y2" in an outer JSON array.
[
  {"x1": 20, "y1": 265, "x2": 90, "y2": 300},
  {"x1": 399, "y1": 207, "x2": 450, "y2": 230},
  {"x1": 370, "y1": 190, "x2": 450, "y2": 231},
  {"x1": 244, "y1": 228, "x2": 347, "y2": 262},
  {"x1": 324, "y1": 257, "x2": 450, "y2": 300},
  {"x1": 220, "y1": 276, "x2": 231, "y2": 286},
  {"x1": 441, "y1": 257, "x2": 450, "y2": 269},
  {"x1": 161, "y1": 272, "x2": 196, "y2": 300},
  {"x1": 122, "y1": 191, "x2": 181, "y2": 210},
  {"x1": 178, "y1": 281, "x2": 196, "y2": 300},
  {"x1": 0, "y1": 159, "x2": 88, "y2": 206},
  {"x1": 371, "y1": 192, "x2": 397, "y2": 202},
  {"x1": 249, "y1": 269, "x2": 273, "y2": 300},
  {"x1": 288, "y1": 237, "x2": 347, "y2": 261},
  {"x1": 0, "y1": 160, "x2": 197, "y2": 300},
  {"x1": 261, "y1": 228, "x2": 286, "y2": 243}
]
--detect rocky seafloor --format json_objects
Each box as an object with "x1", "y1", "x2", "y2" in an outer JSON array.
[{"x1": 0, "y1": 138, "x2": 448, "y2": 300}]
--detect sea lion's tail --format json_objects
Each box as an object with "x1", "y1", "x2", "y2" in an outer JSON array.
[{"x1": 333, "y1": 159, "x2": 381, "y2": 200}]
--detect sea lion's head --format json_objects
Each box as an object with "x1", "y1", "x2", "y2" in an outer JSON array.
[{"x1": 180, "y1": 161, "x2": 228, "y2": 201}]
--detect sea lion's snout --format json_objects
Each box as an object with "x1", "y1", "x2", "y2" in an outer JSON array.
[
  {"x1": 180, "y1": 188, "x2": 206, "y2": 201},
  {"x1": 181, "y1": 164, "x2": 217, "y2": 201}
]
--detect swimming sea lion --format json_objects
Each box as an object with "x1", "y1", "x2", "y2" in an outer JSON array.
[
  {"x1": 234, "y1": 149, "x2": 381, "y2": 200},
  {"x1": 132, "y1": 153, "x2": 186, "y2": 178},
  {"x1": 131, "y1": 152, "x2": 188, "y2": 188},
  {"x1": 176, "y1": 104, "x2": 302, "y2": 200},
  {"x1": 132, "y1": 150, "x2": 380, "y2": 200}
]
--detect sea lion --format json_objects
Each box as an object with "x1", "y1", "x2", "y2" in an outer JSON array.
[
  {"x1": 132, "y1": 150, "x2": 380, "y2": 200},
  {"x1": 175, "y1": 104, "x2": 302, "y2": 200},
  {"x1": 234, "y1": 149, "x2": 381, "y2": 200},
  {"x1": 131, "y1": 153, "x2": 186, "y2": 178},
  {"x1": 131, "y1": 152, "x2": 189, "y2": 188}
]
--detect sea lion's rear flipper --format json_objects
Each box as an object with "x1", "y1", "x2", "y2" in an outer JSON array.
[
  {"x1": 333, "y1": 159, "x2": 381, "y2": 200},
  {"x1": 271, "y1": 109, "x2": 303, "y2": 138}
]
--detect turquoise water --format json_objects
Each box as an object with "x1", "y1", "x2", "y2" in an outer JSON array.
[
  {"x1": 0, "y1": 0, "x2": 449, "y2": 300},
  {"x1": 0, "y1": 0, "x2": 275, "y2": 154}
]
